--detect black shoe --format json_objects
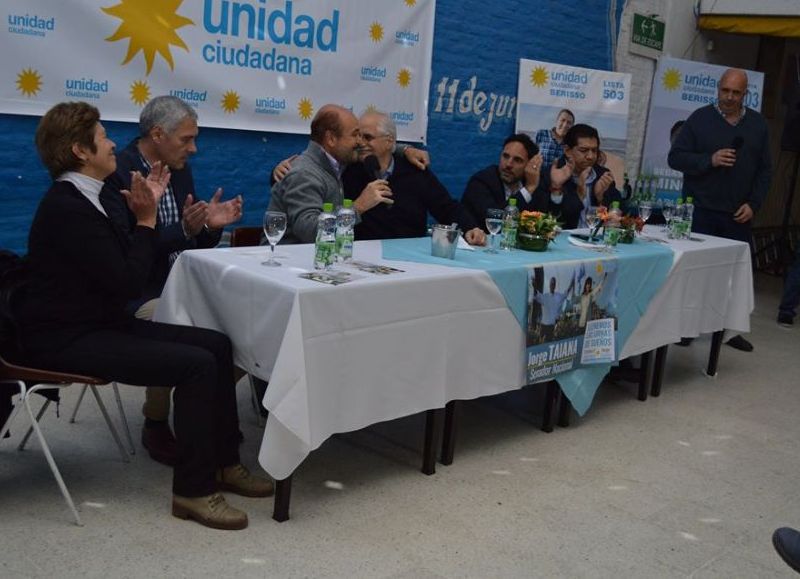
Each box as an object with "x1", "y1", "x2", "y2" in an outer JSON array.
[
  {"x1": 141, "y1": 421, "x2": 179, "y2": 466},
  {"x1": 778, "y1": 313, "x2": 794, "y2": 327},
  {"x1": 675, "y1": 337, "x2": 694, "y2": 347},
  {"x1": 725, "y1": 335, "x2": 753, "y2": 352},
  {"x1": 773, "y1": 527, "x2": 800, "y2": 573}
]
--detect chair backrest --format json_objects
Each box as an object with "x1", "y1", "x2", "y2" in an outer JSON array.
[{"x1": 230, "y1": 227, "x2": 263, "y2": 248}]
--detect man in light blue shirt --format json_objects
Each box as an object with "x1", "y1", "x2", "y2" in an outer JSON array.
[{"x1": 533, "y1": 276, "x2": 574, "y2": 342}]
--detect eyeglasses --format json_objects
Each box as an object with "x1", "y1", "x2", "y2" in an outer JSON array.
[{"x1": 361, "y1": 132, "x2": 390, "y2": 143}]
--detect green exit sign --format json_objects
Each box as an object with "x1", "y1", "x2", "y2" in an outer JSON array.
[{"x1": 632, "y1": 14, "x2": 664, "y2": 52}]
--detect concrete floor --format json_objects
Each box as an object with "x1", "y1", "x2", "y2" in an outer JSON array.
[{"x1": 1, "y1": 272, "x2": 799, "y2": 578}]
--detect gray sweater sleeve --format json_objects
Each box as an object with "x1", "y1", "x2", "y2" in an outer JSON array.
[
  {"x1": 273, "y1": 171, "x2": 328, "y2": 244},
  {"x1": 667, "y1": 116, "x2": 713, "y2": 176}
]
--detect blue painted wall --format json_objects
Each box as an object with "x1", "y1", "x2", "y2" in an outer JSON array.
[{"x1": 0, "y1": 0, "x2": 624, "y2": 254}]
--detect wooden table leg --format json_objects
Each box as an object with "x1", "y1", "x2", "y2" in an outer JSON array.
[
  {"x1": 557, "y1": 387, "x2": 571, "y2": 427},
  {"x1": 272, "y1": 475, "x2": 292, "y2": 522},
  {"x1": 637, "y1": 350, "x2": 652, "y2": 401},
  {"x1": 650, "y1": 345, "x2": 668, "y2": 397},
  {"x1": 421, "y1": 409, "x2": 439, "y2": 475},
  {"x1": 541, "y1": 381, "x2": 559, "y2": 433},
  {"x1": 706, "y1": 330, "x2": 724, "y2": 377},
  {"x1": 440, "y1": 401, "x2": 457, "y2": 466}
]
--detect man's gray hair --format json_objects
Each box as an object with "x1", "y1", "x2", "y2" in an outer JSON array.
[
  {"x1": 139, "y1": 95, "x2": 198, "y2": 136},
  {"x1": 361, "y1": 109, "x2": 397, "y2": 152}
]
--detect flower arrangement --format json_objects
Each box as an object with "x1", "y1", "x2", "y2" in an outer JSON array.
[
  {"x1": 589, "y1": 208, "x2": 644, "y2": 243},
  {"x1": 519, "y1": 211, "x2": 560, "y2": 240}
]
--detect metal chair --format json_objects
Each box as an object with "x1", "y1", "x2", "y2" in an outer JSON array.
[
  {"x1": 69, "y1": 382, "x2": 135, "y2": 454},
  {"x1": 0, "y1": 354, "x2": 130, "y2": 526}
]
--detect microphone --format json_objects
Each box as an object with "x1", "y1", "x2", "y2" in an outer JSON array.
[
  {"x1": 363, "y1": 154, "x2": 381, "y2": 179},
  {"x1": 363, "y1": 154, "x2": 392, "y2": 209}
]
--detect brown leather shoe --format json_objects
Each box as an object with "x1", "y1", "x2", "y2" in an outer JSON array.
[
  {"x1": 217, "y1": 464, "x2": 274, "y2": 498},
  {"x1": 172, "y1": 492, "x2": 248, "y2": 530},
  {"x1": 141, "y1": 421, "x2": 178, "y2": 466}
]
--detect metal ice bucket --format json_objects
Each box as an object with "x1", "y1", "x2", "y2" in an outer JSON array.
[{"x1": 430, "y1": 224, "x2": 461, "y2": 259}]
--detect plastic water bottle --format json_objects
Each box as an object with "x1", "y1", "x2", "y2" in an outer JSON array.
[
  {"x1": 670, "y1": 198, "x2": 686, "y2": 239},
  {"x1": 501, "y1": 197, "x2": 519, "y2": 250},
  {"x1": 314, "y1": 202, "x2": 336, "y2": 269},
  {"x1": 335, "y1": 199, "x2": 356, "y2": 263},
  {"x1": 683, "y1": 196, "x2": 694, "y2": 237}
]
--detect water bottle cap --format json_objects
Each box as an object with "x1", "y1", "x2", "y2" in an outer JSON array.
[
  {"x1": 508, "y1": 198, "x2": 517, "y2": 206},
  {"x1": 676, "y1": 198, "x2": 683, "y2": 205},
  {"x1": 343, "y1": 199, "x2": 353, "y2": 208},
  {"x1": 611, "y1": 201, "x2": 620, "y2": 208},
  {"x1": 686, "y1": 196, "x2": 693, "y2": 203},
  {"x1": 323, "y1": 202, "x2": 334, "y2": 212}
]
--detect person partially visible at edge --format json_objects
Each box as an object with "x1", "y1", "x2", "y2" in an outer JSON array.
[
  {"x1": 668, "y1": 67, "x2": 772, "y2": 353},
  {"x1": 103, "y1": 95, "x2": 243, "y2": 466},
  {"x1": 534, "y1": 109, "x2": 575, "y2": 169},
  {"x1": 461, "y1": 133, "x2": 546, "y2": 230},
  {"x1": 15, "y1": 101, "x2": 271, "y2": 531}
]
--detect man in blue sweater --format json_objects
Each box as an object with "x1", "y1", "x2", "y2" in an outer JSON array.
[{"x1": 668, "y1": 68, "x2": 772, "y2": 352}]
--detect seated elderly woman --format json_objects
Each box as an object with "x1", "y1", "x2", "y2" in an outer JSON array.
[{"x1": 14, "y1": 101, "x2": 270, "y2": 530}]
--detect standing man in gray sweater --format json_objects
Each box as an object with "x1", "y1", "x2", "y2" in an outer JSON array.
[{"x1": 668, "y1": 67, "x2": 772, "y2": 352}]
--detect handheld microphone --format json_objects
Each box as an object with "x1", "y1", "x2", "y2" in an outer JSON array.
[
  {"x1": 363, "y1": 154, "x2": 381, "y2": 179},
  {"x1": 363, "y1": 155, "x2": 392, "y2": 209}
]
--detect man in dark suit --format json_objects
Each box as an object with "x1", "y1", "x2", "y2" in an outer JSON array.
[
  {"x1": 542, "y1": 123, "x2": 622, "y2": 230},
  {"x1": 105, "y1": 96, "x2": 243, "y2": 465},
  {"x1": 343, "y1": 110, "x2": 485, "y2": 244},
  {"x1": 461, "y1": 133, "x2": 546, "y2": 230}
]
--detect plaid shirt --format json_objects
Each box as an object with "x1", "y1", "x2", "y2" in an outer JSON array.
[
  {"x1": 714, "y1": 101, "x2": 746, "y2": 126},
  {"x1": 140, "y1": 155, "x2": 182, "y2": 265},
  {"x1": 534, "y1": 128, "x2": 565, "y2": 169}
]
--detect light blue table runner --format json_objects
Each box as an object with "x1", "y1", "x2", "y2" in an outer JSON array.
[{"x1": 382, "y1": 234, "x2": 674, "y2": 415}]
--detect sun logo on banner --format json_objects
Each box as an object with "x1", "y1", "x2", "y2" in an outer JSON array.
[
  {"x1": 662, "y1": 68, "x2": 682, "y2": 91},
  {"x1": 530, "y1": 66, "x2": 548, "y2": 88},
  {"x1": 397, "y1": 68, "x2": 411, "y2": 88},
  {"x1": 369, "y1": 22, "x2": 383, "y2": 42},
  {"x1": 364, "y1": 104, "x2": 379, "y2": 114},
  {"x1": 221, "y1": 91, "x2": 240, "y2": 113},
  {"x1": 102, "y1": 0, "x2": 194, "y2": 75},
  {"x1": 404, "y1": 0, "x2": 416, "y2": 6},
  {"x1": 595, "y1": 262, "x2": 604, "y2": 275},
  {"x1": 129, "y1": 80, "x2": 150, "y2": 105},
  {"x1": 298, "y1": 98, "x2": 314, "y2": 120},
  {"x1": 16, "y1": 68, "x2": 42, "y2": 97}
]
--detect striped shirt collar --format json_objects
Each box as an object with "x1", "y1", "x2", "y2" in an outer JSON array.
[{"x1": 715, "y1": 102, "x2": 746, "y2": 126}]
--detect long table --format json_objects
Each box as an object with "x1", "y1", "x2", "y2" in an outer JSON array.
[{"x1": 155, "y1": 227, "x2": 752, "y2": 519}]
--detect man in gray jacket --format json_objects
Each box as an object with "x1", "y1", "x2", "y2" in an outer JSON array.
[{"x1": 268, "y1": 104, "x2": 392, "y2": 243}]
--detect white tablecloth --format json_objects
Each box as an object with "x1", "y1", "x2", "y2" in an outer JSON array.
[{"x1": 155, "y1": 232, "x2": 752, "y2": 479}]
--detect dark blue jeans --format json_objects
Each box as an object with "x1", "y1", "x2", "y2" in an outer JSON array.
[{"x1": 779, "y1": 245, "x2": 800, "y2": 319}]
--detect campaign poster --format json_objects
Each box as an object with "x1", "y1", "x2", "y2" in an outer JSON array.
[
  {"x1": 526, "y1": 259, "x2": 618, "y2": 383},
  {"x1": 640, "y1": 56, "x2": 764, "y2": 201},
  {"x1": 516, "y1": 58, "x2": 631, "y2": 186}
]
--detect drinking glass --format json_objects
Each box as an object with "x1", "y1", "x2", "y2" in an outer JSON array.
[
  {"x1": 485, "y1": 208, "x2": 504, "y2": 253},
  {"x1": 585, "y1": 207, "x2": 599, "y2": 241},
  {"x1": 638, "y1": 201, "x2": 653, "y2": 225},
  {"x1": 660, "y1": 201, "x2": 674, "y2": 232},
  {"x1": 262, "y1": 210, "x2": 287, "y2": 266}
]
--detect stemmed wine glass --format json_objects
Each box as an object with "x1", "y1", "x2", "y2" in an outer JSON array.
[
  {"x1": 638, "y1": 201, "x2": 653, "y2": 227},
  {"x1": 585, "y1": 207, "x2": 599, "y2": 241},
  {"x1": 262, "y1": 210, "x2": 287, "y2": 266},
  {"x1": 660, "y1": 200, "x2": 674, "y2": 232},
  {"x1": 485, "y1": 208, "x2": 504, "y2": 253}
]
